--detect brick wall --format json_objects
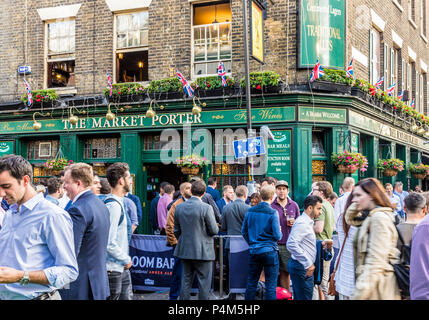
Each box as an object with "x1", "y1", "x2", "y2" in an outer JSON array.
[{"x1": 0, "y1": 0, "x2": 428, "y2": 106}]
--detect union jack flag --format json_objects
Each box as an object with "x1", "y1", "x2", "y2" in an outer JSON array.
[
  {"x1": 107, "y1": 70, "x2": 113, "y2": 97},
  {"x1": 310, "y1": 59, "x2": 325, "y2": 83},
  {"x1": 23, "y1": 79, "x2": 33, "y2": 107},
  {"x1": 375, "y1": 77, "x2": 384, "y2": 89},
  {"x1": 346, "y1": 59, "x2": 355, "y2": 79},
  {"x1": 386, "y1": 83, "x2": 396, "y2": 96},
  {"x1": 397, "y1": 90, "x2": 404, "y2": 100},
  {"x1": 176, "y1": 70, "x2": 194, "y2": 98},
  {"x1": 218, "y1": 61, "x2": 227, "y2": 87},
  {"x1": 410, "y1": 99, "x2": 415, "y2": 108}
]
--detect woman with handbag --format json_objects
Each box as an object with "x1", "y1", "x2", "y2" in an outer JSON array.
[
  {"x1": 345, "y1": 178, "x2": 401, "y2": 300},
  {"x1": 330, "y1": 193, "x2": 358, "y2": 300}
]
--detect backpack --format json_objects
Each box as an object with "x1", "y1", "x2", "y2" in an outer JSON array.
[
  {"x1": 104, "y1": 197, "x2": 132, "y2": 243},
  {"x1": 391, "y1": 226, "x2": 411, "y2": 297}
]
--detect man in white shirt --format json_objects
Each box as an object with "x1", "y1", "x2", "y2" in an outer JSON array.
[
  {"x1": 385, "y1": 183, "x2": 401, "y2": 217},
  {"x1": 287, "y1": 195, "x2": 323, "y2": 300},
  {"x1": 333, "y1": 177, "x2": 355, "y2": 250}
]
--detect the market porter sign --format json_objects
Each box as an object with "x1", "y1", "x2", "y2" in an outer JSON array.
[
  {"x1": 0, "y1": 107, "x2": 295, "y2": 134},
  {"x1": 299, "y1": 0, "x2": 345, "y2": 69}
]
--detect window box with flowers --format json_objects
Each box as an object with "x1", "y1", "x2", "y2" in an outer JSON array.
[
  {"x1": 147, "y1": 78, "x2": 183, "y2": 100},
  {"x1": 104, "y1": 82, "x2": 147, "y2": 103},
  {"x1": 240, "y1": 71, "x2": 282, "y2": 94},
  {"x1": 175, "y1": 154, "x2": 208, "y2": 175},
  {"x1": 191, "y1": 76, "x2": 236, "y2": 97},
  {"x1": 310, "y1": 69, "x2": 352, "y2": 94},
  {"x1": 377, "y1": 159, "x2": 404, "y2": 177},
  {"x1": 331, "y1": 150, "x2": 368, "y2": 174},
  {"x1": 408, "y1": 163, "x2": 429, "y2": 179},
  {"x1": 44, "y1": 158, "x2": 73, "y2": 175},
  {"x1": 21, "y1": 89, "x2": 59, "y2": 109}
]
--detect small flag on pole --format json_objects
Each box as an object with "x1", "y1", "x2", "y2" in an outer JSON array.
[
  {"x1": 375, "y1": 77, "x2": 384, "y2": 89},
  {"x1": 410, "y1": 99, "x2": 415, "y2": 108},
  {"x1": 397, "y1": 90, "x2": 404, "y2": 100},
  {"x1": 107, "y1": 70, "x2": 113, "y2": 97},
  {"x1": 346, "y1": 59, "x2": 355, "y2": 79},
  {"x1": 218, "y1": 61, "x2": 227, "y2": 87},
  {"x1": 23, "y1": 79, "x2": 33, "y2": 108},
  {"x1": 386, "y1": 83, "x2": 396, "y2": 96},
  {"x1": 310, "y1": 59, "x2": 325, "y2": 83},
  {"x1": 176, "y1": 70, "x2": 194, "y2": 98}
]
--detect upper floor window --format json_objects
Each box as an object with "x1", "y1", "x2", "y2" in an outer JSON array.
[
  {"x1": 115, "y1": 11, "x2": 149, "y2": 83},
  {"x1": 410, "y1": 0, "x2": 416, "y2": 22},
  {"x1": 192, "y1": 1, "x2": 232, "y2": 78},
  {"x1": 421, "y1": 0, "x2": 427, "y2": 36},
  {"x1": 84, "y1": 137, "x2": 121, "y2": 159},
  {"x1": 369, "y1": 29, "x2": 381, "y2": 86},
  {"x1": 46, "y1": 19, "x2": 75, "y2": 88}
]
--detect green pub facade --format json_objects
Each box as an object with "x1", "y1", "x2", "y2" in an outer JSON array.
[{"x1": 1, "y1": 91, "x2": 429, "y2": 234}]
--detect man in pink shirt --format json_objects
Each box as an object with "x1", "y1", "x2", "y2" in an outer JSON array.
[
  {"x1": 157, "y1": 184, "x2": 175, "y2": 235},
  {"x1": 410, "y1": 214, "x2": 429, "y2": 300}
]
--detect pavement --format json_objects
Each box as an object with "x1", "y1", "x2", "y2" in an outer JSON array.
[{"x1": 133, "y1": 290, "x2": 245, "y2": 300}]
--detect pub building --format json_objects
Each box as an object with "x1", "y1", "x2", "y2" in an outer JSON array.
[
  {"x1": 1, "y1": 0, "x2": 429, "y2": 234},
  {"x1": 1, "y1": 88, "x2": 429, "y2": 234}
]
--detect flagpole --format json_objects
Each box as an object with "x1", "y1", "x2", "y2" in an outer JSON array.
[{"x1": 243, "y1": 0, "x2": 254, "y2": 181}]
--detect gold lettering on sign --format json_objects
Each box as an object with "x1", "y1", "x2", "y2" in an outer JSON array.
[
  {"x1": 259, "y1": 109, "x2": 283, "y2": 120},
  {"x1": 120, "y1": 116, "x2": 130, "y2": 127},
  {"x1": 130, "y1": 116, "x2": 138, "y2": 127},
  {"x1": 103, "y1": 119, "x2": 111, "y2": 128},
  {"x1": 92, "y1": 118, "x2": 102, "y2": 128},
  {"x1": 194, "y1": 113, "x2": 202, "y2": 124},
  {"x1": 234, "y1": 110, "x2": 247, "y2": 121}
]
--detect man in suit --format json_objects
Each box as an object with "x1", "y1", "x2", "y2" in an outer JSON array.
[
  {"x1": 60, "y1": 163, "x2": 110, "y2": 300},
  {"x1": 206, "y1": 177, "x2": 221, "y2": 202},
  {"x1": 190, "y1": 177, "x2": 221, "y2": 223},
  {"x1": 220, "y1": 185, "x2": 250, "y2": 299},
  {"x1": 174, "y1": 180, "x2": 219, "y2": 300},
  {"x1": 216, "y1": 185, "x2": 235, "y2": 216}
]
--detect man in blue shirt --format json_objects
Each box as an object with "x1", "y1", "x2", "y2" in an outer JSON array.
[
  {"x1": 393, "y1": 181, "x2": 409, "y2": 221},
  {"x1": 0, "y1": 155, "x2": 78, "y2": 300},
  {"x1": 206, "y1": 177, "x2": 221, "y2": 202},
  {"x1": 45, "y1": 177, "x2": 64, "y2": 206},
  {"x1": 241, "y1": 185, "x2": 282, "y2": 300}
]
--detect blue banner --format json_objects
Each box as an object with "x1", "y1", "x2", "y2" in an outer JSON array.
[
  {"x1": 229, "y1": 236, "x2": 249, "y2": 293},
  {"x1": 129, "y1": 235, "x2": 174, "y2": 291}
]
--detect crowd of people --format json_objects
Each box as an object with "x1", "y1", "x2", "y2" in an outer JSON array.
[
  {"x1": 0, "y1": 155, "x2": 142, "y2": 300},
  {"x1": 150, "y1": 174, "x2": 429, "y2": 301},
  {"x1": 0, "y1": 153, "x2": 428, "y2": 301}
]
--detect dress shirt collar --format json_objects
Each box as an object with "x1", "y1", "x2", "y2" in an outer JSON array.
[
  {"x1": 190, "y1": 196, "x2": 202, "y2": 202},
  {"x1": 301, "y1": 212, "x2": 315, "y2": 225},
  {"x1": 10, "y1": 192, "x2": 44, "y2": 214},
  {"x1": 72, "y1": 188, "x2": 91, "y2": 204}
]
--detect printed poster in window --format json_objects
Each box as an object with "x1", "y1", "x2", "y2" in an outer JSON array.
[{"x1": 250, "y1": 0, "x2": 264, "y2": 63}]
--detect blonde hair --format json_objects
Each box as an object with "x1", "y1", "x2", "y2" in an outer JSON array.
[
  {"x1": 66, "y1": 163, "x2": 94, "y2": 188},
  {"x1": 35, "y1": 185, "x2": 46, "y2": 194},
  {"x1": 260, "y1": 185, "x2": 275, "y2": 201}
]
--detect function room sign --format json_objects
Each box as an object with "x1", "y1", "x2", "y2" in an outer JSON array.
[
  {"x1": 299, "y1": 0, "x2": 345, "y2": 69},
  {"x1": 267, "y1": 130, "x2": 292, "y2": 186}
]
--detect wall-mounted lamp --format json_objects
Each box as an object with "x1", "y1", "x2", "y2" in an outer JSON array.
[{"x1": 33, "y1": 111, "x2": 51, "y2": 131}]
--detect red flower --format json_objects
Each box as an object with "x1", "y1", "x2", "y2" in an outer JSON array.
[
  {"x1": 36, "y1": 99, "x2": 41, "y2": 102},
  {"x1": 393, "y1": 106, "x2": 397, "y2": 110},
  {"x1": 118, "y1": 91, "x2": 121, "y2": 95},
  {"x1": 207, "y1": 83, "x2": 211, "y2": 88},
  {"x1": 36, "y1": 94, "x2": 40, "y2": 98},
  {"x1": 256, "y1": 84, "x2": 261, "y2": 90}
]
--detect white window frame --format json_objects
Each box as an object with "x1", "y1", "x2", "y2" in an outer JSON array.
[
  {"x1": 44, "y1": 18, "x2": 76, "y2": 90},
  {"x1": 401, "y1": 58, "x2": 406, "y2": 93},
  {"x1": 383, "y1": 43, "x2": 389, "y2": 90},
  {"x1": 369, "y1": 29, "x2": 381, "y2": 85},
  {"x1": 390, "y1": 48, "x2": 398, "y2": 95},
  {"x1": 419, "y1": 73, "x2": 424, "y2": 113},
  {"x1": 407, "y1": 62, "x2": 412, "y2": 102},
  {"x1": 191, "y1": 3, "x2": 232, "y2": 79},
  {"x1": 113, "y1": 9, "x2": 149, "y2": 84},
  {"x1": 416, "y1": 70, "x2": 420, "y2": 111},
  {"x1": 39, "y1": 142, "x2": 52, "y2": 157}
]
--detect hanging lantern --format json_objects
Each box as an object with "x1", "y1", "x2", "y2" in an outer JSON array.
[
  {"x1": 106, "y1": 103, "x2": 115, "y2": 121},
  {"x1": 146, "y1": 105, "x2": 156, "y2": 118}
]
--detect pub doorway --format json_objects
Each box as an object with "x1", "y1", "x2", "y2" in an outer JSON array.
[{"x1": 145, "y1": 163, "x2": 188, "y2": 205}]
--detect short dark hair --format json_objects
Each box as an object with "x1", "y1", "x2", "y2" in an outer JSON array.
[
  {"x1": 207, "y1": 177, "x2": 217, "y2": 186},
  {"x1": 329, "y1": 192, "x2": 338, "y2": 201},
  {"x1": 160, "y1": 181, "x2": 169, "y2": 191},
  {"x1": 163, "y1": 183, "x2": 175, "y2": 194},
  {"x1": 0, "y1": 155, "x2": 33, "y2": 181},
  {"x1": 404, "y1": 192, "x2": 426, "y2": 213},
  {"x1": 106, "y1": 162, "x2": 129, "y2": 188},
  {"x1": 99, "y1": 178, "x2": 111, "y2": 195},
  {"x1": 191, "y1": 180, "x2": 206, "y2": 197},
  {"x1": 262, "y1": 176, "x2": 277, "y2": 185},
  {"x1": 47, "y1": 177, "x2": 62, "y2": 195},
  {"x1": 304, "y1": 195, "x2": 323, "y2": 210}
]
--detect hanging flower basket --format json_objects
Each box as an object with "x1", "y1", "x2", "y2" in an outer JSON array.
[
  {"x1": 377, "y1": 159, "x2": 404, "y2": 177},
  {"x1": 331, "y1": 151, "x2": 368, "y2": 174},
  {"x1": 175, "y1": 154, "x2": 208, "y2": 175},
  {"x1": 382, "y1": 169, "x2": 399, "y2": 177},
  {"x1": 408, "y1": 163, "x2": 429, "y2": 180},
  {"x1": 337, "y1": 165, "x2": 358, "y2": 174},
  {"x1": 412, "y1": 173, "x2": 427, "y2": 179},
  {"x1": 44, "y1": 158, "x2": 74, "y2": 172},
  {"x1": 181, "y1": 167, "x2": 200, "y2": 175}
]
